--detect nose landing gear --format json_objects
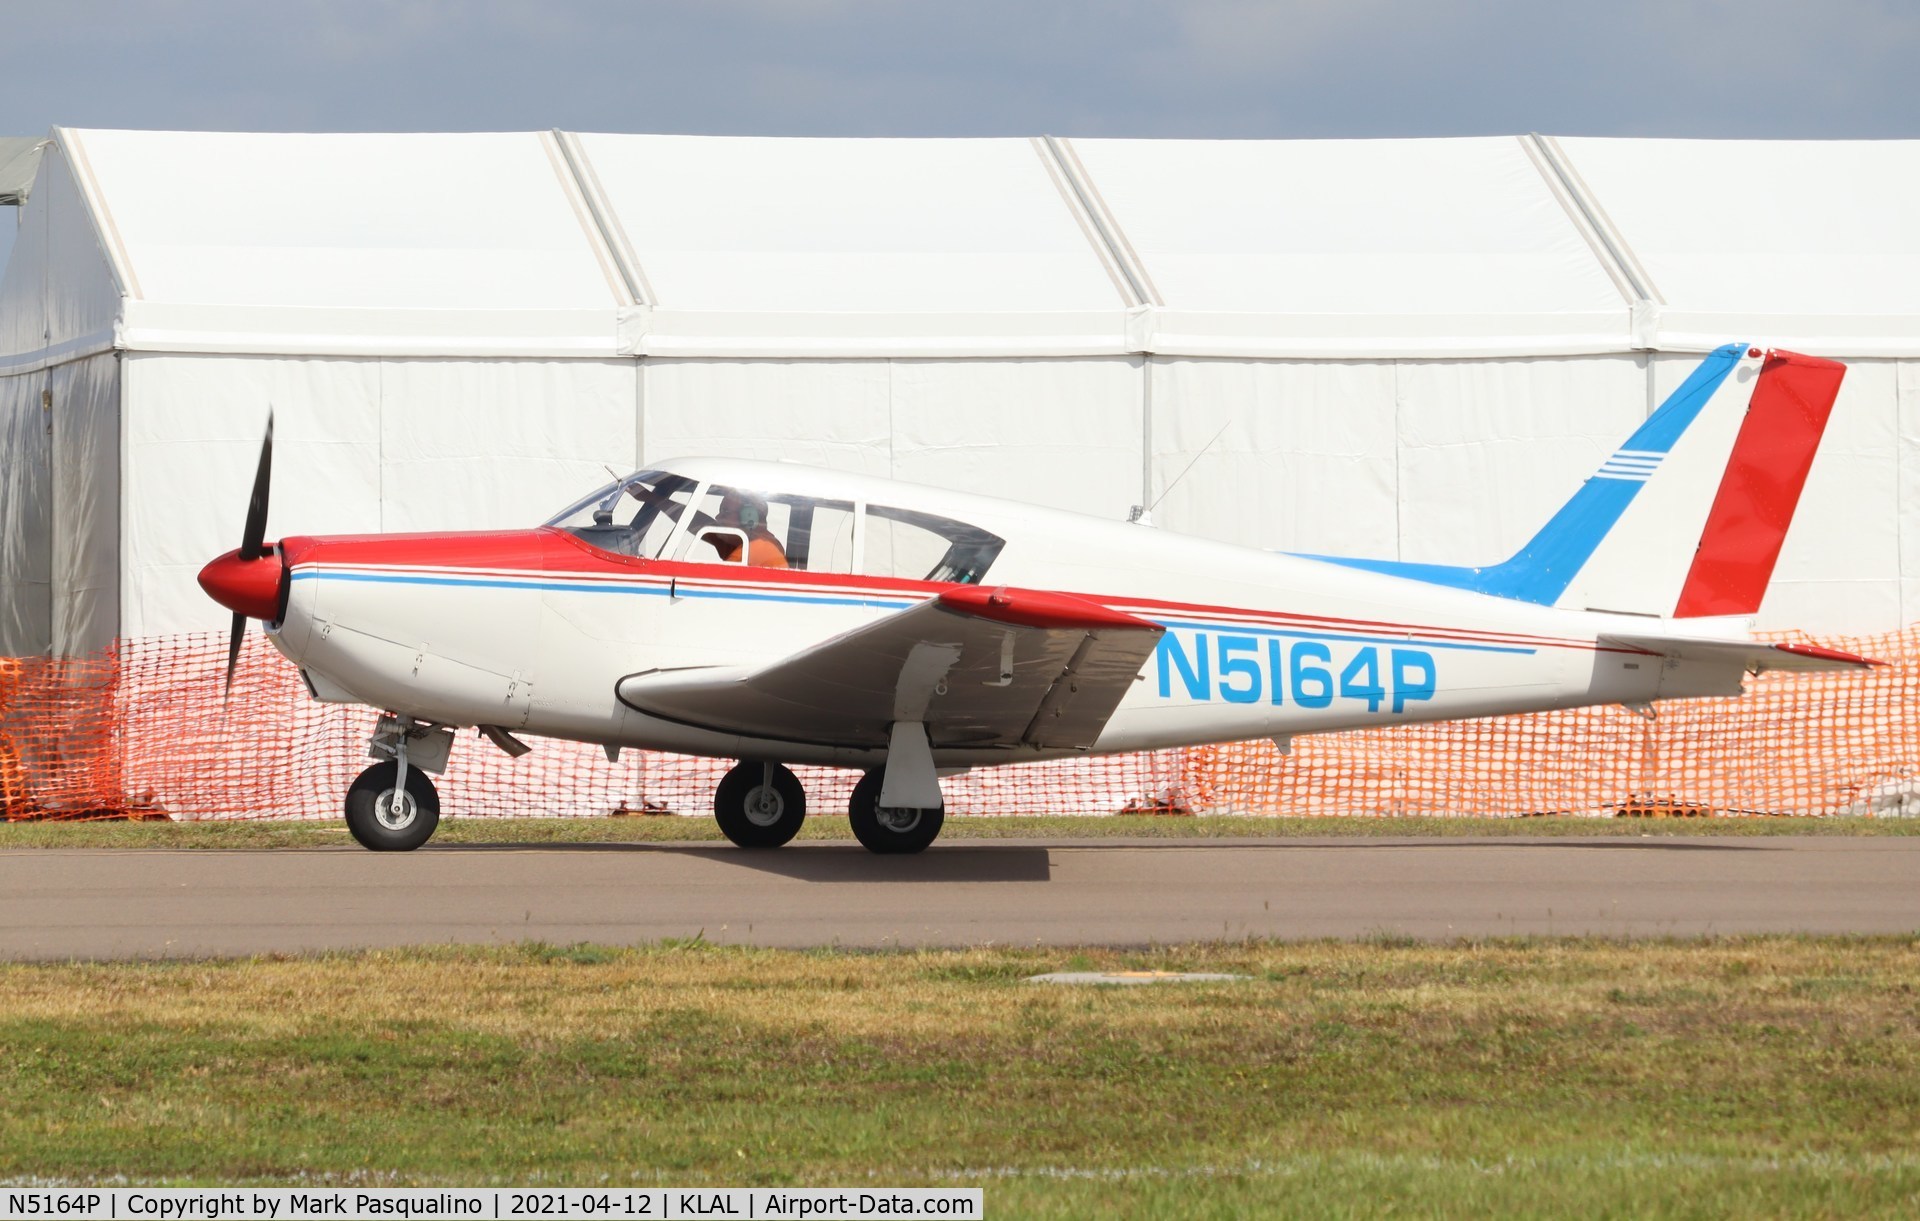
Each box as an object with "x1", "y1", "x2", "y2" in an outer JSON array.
[
  {"x1": 345, "y1": 715, "x2": 454, "y2": 851},
  {"x1": 346, "y1": 760, "x2": 441, "y2": 851}
]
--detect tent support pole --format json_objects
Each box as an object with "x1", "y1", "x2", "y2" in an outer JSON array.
[{"x1": 1139, "y1": 354, "x2": 1154, "y2": 516}]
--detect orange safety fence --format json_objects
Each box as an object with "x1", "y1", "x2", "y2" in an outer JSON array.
[{"x1": 0, "y1": 627, "x2": 1915, "y2": 822}]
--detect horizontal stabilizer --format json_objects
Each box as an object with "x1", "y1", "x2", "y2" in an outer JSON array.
[{"x1": 1600, "y1": 633, "x2": 1879, "y2": 674}]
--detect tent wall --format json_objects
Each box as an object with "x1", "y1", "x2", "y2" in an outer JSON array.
[
  {"x1": 120, "y1": 353, "x2": 639, "y2": 637},
  {"x1": 1759, "y1": 356, "x2": 1901, "y2": 634},
  {"x1": 0, "y1": 369, "x2": 50, "y2": 654},
  {"x1": 641, "y1": 357, "x2": 1144, "y2": 520},
  {"x1": 0, "y1": 140, "x2": 124, "y2": 656},
  {"x1": 0, "y1": 142, "x2": 122, "y2": 371},
  {"x1": 49, "y1": 352, "x2": 119, "y2": 654},
  {"x1": 1905, "y1": 363, "x2": 1920, "y2": 623}
]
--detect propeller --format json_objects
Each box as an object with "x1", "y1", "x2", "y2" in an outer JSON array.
[{"x1": 224, "y1": 413, "x2": 273, "y2": 697}]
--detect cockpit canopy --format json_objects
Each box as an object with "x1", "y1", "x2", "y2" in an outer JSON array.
[{"x1": 547, "y1": 469, "x2": 1005, "y2": 584}]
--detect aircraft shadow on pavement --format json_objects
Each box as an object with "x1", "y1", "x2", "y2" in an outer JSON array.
[
  {"x1": 716, "y1": 844, "x2": 1052, "y2": 883},
  {"x1": 435, "y1": 841, "x2": 1053, "y2": 882}
]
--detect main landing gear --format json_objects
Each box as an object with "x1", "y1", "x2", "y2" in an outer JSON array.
[
  {"x1": 714, "y1": 761, "x2": 807, "y2": 848},
  {"x1": 848, "y1": 767, "x2": 945, "y2": 854},
  {"x1": 713, "y1": 760, "x2": 946, "y2": 854}
]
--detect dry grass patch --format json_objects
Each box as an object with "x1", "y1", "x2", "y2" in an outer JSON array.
[{"x1": 2, "y1": 936, "x2": 1919, "y2": 1216}]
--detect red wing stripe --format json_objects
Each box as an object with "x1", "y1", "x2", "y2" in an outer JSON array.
[{"x1": 1673, "y1": 350, "x2": 1846, "y2": 618}]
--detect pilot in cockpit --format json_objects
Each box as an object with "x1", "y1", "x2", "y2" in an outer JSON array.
[{"x1": 702, "y1": 489, "x2": 790, "y2": 568}]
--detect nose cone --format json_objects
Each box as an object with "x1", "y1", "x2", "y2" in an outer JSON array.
[{"x1": 199, "y1": 547, "x2": 284, "y2": 621}]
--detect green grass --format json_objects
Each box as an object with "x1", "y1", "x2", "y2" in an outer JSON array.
[
  {"x1": 3, "y1": 937, "x2": 1919, "y2": 1216},
  {"x1": 4, "y1": 811, "x2": 1918, "y2": 849}
]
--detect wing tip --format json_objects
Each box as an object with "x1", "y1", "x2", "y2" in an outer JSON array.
[
  {"x1": 1773, "y1": 642, "x2": 1883, "y2": 668},
  {"x1": 937, "y1": 585, "x2": 1160, "y2": 632}
]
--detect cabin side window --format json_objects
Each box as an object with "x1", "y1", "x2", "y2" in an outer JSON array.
[
  {"x1": 862, "y1": 504, "x2": 1004, "y2": 584},
  {"x1": 666, "y1": 485, "x2": 859, "y2": 573}
]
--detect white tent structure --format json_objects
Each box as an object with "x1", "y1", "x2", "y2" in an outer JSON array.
[{"x1": 5, "y1": 128, "x2": 1920, "y2": 664}]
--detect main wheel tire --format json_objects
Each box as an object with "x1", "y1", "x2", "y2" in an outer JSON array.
[
  {"x1": 714, "y1": 761, "x2": 807, "y2": 848},
  {"x1": 345, "y1": 761, "x2": 441, "y2": 852},
  {"x1": 847, "y1": 768, "x2": 944, "y2": 855}
]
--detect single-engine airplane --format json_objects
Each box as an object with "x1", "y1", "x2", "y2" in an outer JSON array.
[{"x1": 199, "y1": 344, "x2": 1875, "y2": 853}]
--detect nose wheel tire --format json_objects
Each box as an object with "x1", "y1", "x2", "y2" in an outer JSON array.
[
  {"x1": 848, "y1": 768, "x2": 944, "y2": 855},
  {"x1": 715, "y1": 762, "x2": 807, "y2": 848},
  {"x1": 345, "y1": 761, "x2": 441, "y2": 851}
]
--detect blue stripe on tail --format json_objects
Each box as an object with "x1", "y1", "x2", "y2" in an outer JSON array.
[{"x1": 1295, "y1": 343, "x2": 1744, "y2": 605}]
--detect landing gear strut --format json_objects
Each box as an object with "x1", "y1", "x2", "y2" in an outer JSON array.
[
  {"x1": 848, "y1": 767, "x2": 944, "y2": 854},
  {"x1": 714, "y1": 761, "x2": 807, "y2": 848}
]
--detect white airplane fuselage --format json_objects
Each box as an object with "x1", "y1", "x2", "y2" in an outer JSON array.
[{"x1": 264, "y1": 457, "x2": 1727, "y2": 772}]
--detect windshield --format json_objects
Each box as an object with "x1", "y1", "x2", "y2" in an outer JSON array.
[{"x1": 547, "y1": 470, "x2": 700, "y2": 558}]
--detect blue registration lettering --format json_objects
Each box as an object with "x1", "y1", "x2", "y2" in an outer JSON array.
[
  {"x1": 1391, "y1": 649, "x2": 1437, "y2": 713},
  {"x1": 1216, "y1": 635, "x2": 1261, "y2": 704},
  {"x1": 1289, "y1": 641, "x2": 1334, "y2": 708},
  {"x1": 1339, "y1": 648, "x2": 1386, "y2": 713},
  {"x1": 1267, "y1": 637, "x2": 1285, "y2": 704},
  {"x1": 1156, "y1": 632, "x2": 1210, "y2": 700}
]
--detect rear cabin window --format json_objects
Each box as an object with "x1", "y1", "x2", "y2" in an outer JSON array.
[{"x1": 863, "y1": 504, "x2": 1004, "y2": 584}]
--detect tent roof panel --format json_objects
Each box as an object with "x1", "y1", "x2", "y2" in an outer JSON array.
[
  {"x1": 1559, "y1": 137, "x2": 1920, "y2": 321},
  {"x1": 1067, "y1": 136, "x2": 1631, "y2": 319},
  {"x1": 11, "y1": 130, "x2": 1920, "y2": 359},
  {"x1": 0, "y1": 137, "x2": 46, "y2": 206},
  {"x1": 574, "y1": 134, "x2": 1129, "y2": 314},
  {"x1": 68, "y1": 129, "x2": 626, "y2": 312}
]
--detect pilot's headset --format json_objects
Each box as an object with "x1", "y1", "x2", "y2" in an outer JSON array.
[{"x1": 735, "y1": 492, "x2": 767, "y2": 531}]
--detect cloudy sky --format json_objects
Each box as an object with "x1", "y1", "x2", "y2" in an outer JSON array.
[{"x1": 4, "y1": 0, "x2": 1918, "y2": 272}]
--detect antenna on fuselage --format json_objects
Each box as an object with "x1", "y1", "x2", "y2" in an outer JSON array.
[{"x1": 1130, "y1": 420, "x2": 1232, "y2": 527}]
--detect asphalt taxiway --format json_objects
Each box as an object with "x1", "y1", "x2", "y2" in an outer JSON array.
[{"x1": 4, "y1": 837, "x2": 1918, "y2": 960}]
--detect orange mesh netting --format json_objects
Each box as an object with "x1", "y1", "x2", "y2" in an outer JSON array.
[{"x1": 1, "y1": 628, "x2": 1915, "y2": 821}]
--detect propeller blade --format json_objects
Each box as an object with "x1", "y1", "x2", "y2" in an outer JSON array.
[
  {"x1": 224, "y1": 611, "x2": 246, "y2": 700},
  {"x1": 238, "y1": 412, "x2": 274, "y2": 562}
]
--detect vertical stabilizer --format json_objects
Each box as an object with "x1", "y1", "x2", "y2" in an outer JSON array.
[
  {"x1": 1293, "y1": 345, "x2": 1847, "y2": 619},
  {"x1": 1294, "y1": 344, "x2": 1748, "y2": 609}
]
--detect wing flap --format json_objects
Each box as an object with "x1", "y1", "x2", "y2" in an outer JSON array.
[
  {"x1": 616, "y1": 586, "x2": 1163, "y2": 750},
  {"x1": 1602, "y1": 633, "x2": 1880, "y2": 673}
]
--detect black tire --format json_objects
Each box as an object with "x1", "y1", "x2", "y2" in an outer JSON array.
[
  {"x1": 714, "y1": 761, "x2": 807, "y2": 848},
  {"x1": 344, "y1": 761, "x2": 441, "y2": 851},
  {"x1": 847, "y1": 768, "x2": 945, "y2": 855}
]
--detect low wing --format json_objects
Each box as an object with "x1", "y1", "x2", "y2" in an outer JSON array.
[
  {"x1": 1600, "y1": 633, "x2": 1881, "y2": 673},
  {"x1": 616, "y1": 585, "x2": 1164, "y2": 750}
]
